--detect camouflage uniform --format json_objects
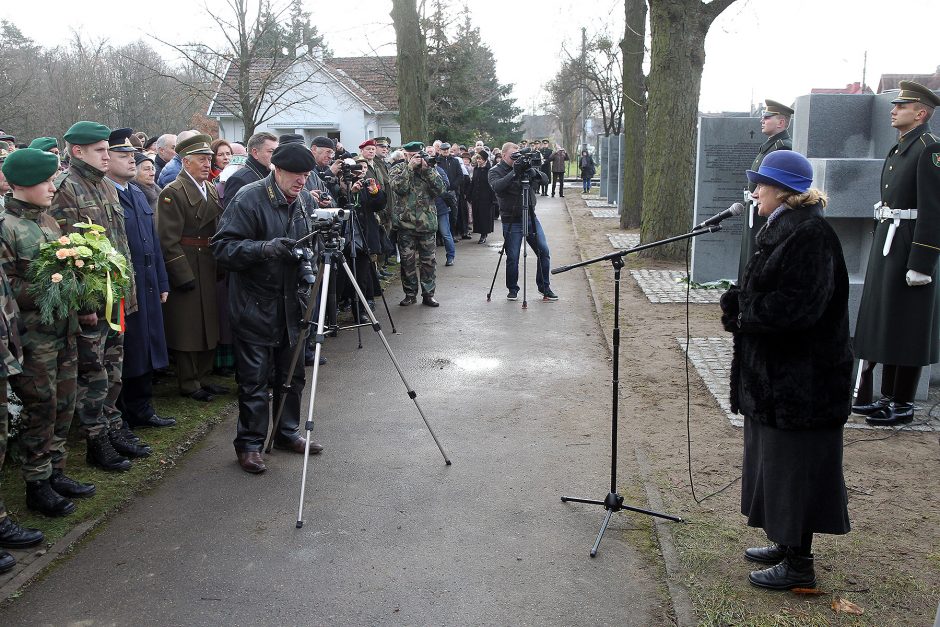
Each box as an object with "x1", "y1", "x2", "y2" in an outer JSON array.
[
  {"x1": 50, "y1": 158, "x2": 136, "y2": 437},
  {"x1": 0, "y1": 197, "x2": 78, "y2": 482},
  {"x1": 389, "y1": 162, "x2": 446, "y2": 296},
  {"x1": 0, "y1": 233, "x2": 23, "y2": 521}
]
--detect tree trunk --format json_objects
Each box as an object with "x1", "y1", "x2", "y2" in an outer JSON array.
[
  {"x1": 391, "y1": 0, "x2": 428, "y2": 143},
  {"x1": 640, "y1": 0, "x2": 736, "y2": 258},
  {"x1": 619, "y1": 0, "x2": 646, "y2": 229}
]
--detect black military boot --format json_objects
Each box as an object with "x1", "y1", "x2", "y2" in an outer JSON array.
[
  {"x1": 25, "y1": 479, "x2": 76, "y2": 517},
  {"x1": 865, "y1": 401, "x2": 915, "y2": 426},
  {"x1": 0, "y1": 550, "x2": 15, "y2": 573},
  {"x1": 86, "y1": 431, "x2": 132, "y2": 471},
  {"x1": 0, "y1": 516, "x2": 44, "y2": 548},
  {"x1": 50, "y1": 469, "x2": 96, "y2": 498},
  {"x1": 744, "y1": 543, "x2": 787, "y2": 564},
  {"x1": 852, "y1": 396, "x2": 891, "y2": 416},
  {"x1": 108, "y1": 428, "x2": 152, "y2": 459},
  {"x1": 748, "y1": 548, "x2": 816, "y2": 590}
]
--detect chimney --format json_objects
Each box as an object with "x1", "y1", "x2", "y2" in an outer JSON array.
[
  {"x1": 295, "y1": 44, "x2": 308, "y2": 58},
  {"x1": 310, "y1": 46, "x2": 324, "y2": 62}
]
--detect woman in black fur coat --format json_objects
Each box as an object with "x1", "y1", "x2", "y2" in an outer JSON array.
[{"x1": 720, "y1": 150, "x2": 853, "y2": 591}]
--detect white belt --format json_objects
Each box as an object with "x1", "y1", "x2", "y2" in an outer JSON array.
[{"x1": 875, "y1": 202, "x2": 918, "y2": 256}]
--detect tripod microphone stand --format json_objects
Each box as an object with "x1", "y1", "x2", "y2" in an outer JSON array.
[
  {"x1": 265, "y1": 217, "x2": 451, "y2": 529},
  {"x1": 552, "y1": 225, "x2": 721, "y2": 556}
]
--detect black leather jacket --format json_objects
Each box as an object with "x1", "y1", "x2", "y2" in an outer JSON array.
[
  {"x1": 487, "y1": 160, "x2": 545, "y2": 223},
  {"x1": 211, "y1": 174, "x2": 313, "y2": 347}
]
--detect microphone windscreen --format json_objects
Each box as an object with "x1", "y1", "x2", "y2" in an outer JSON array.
[{"x1": 730, "y1": 202, "x2": 745, "y2": 216}]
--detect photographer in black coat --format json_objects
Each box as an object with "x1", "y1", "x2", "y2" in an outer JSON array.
[{"x1": 211, "y1": 143, "x2": 323, "y2": 474}]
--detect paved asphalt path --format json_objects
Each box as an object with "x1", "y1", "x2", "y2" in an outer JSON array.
[{"x1": 0, "y1": 196, "x2": 663, "y2": 626}]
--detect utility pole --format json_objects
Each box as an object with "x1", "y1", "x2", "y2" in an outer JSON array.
[
  {"x1": 580, "y1": 26, "x2": 587, "y2": 152},
  {"x1": 861, "y1": 50, "x2": 868, "y2": 92}
]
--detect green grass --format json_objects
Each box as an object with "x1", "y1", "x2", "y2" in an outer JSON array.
[{"x1": 1, "y1": 372, "x2": 236, "y2": 546}]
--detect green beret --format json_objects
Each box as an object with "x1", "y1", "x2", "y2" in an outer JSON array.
[
  {"x1": 1, "y1": 148, "x2": 61, "y2": 187},
  {"x1": 28, "y1": 137, "x2": 59, "y2": 152},
  {"x1": 177, "y1": 134, "x2": 214, "y2": 156},
  {"x1": 402, "y1": 141, "x2": 425, "y2": 151},
  {"x1": 63, "y1": 121, "x2": 111, "y2": 145}
]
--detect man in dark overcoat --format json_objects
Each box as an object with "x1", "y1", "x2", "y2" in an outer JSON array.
[
  {"x1": 157, "y1": 134, "x2": 222, "y2": 401},
  {"x1": 104, "y1": 132, "x2": 174, "y2": 430},
  {"x1": 737, "y1": 99, "x2": 793, "y2": 285},
  {"x1": 222, "y1": 131, "x2": 277, "y2": 210},
  {"x1": 852, "y1": 81, "x2": 940, "y2": 426},
  {"x1": 211, "y1": 142, "x2": 324, "y2": 474}
]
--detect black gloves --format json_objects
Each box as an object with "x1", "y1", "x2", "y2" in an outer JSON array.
[
  {"x1": 513, "y1": 160, "x2": 526, "y2": 175},
  {"x1": 262, "y1": 237, "x2": 297, "y2": 259},
  {"x1": 719, "y1": 286, "x2": 740, "y2": 332},
  {"x1": 177, "y1": 280, "x2": 196, "y2": 292}
]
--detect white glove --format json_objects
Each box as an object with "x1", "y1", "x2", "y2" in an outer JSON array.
[{"x1": 905, "y1": 269, "x2": 932, "y2": 286}]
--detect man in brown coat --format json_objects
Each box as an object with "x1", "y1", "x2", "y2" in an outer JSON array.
[{"x1": 157, "y1": 134, "x2": 222, "y2": 401}]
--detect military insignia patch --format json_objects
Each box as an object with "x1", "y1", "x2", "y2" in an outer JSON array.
[
  {"x1": 933, "y1": 153, "x2": 940, "y2": 168},
  {"x1": 164, "y1": 198, "x2": 172, "y2": 203}
]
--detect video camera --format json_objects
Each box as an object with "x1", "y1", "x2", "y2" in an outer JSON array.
[
  {"x1": 510, "y1": 147, "x2": 543, "y2": 170},
  {"x1": 338, "y1": 158, "x2": 364, "y2": 182},
  {"x1": 416, "y1": 150, "x2": 440, "y2": 167}
]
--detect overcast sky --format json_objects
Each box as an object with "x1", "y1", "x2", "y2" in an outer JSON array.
[{"x1": 4, "y1": 0, "x2": 939, "y2": 115}]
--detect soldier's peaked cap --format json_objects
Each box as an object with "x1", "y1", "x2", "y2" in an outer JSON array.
[
  {"x1": 891, "y1": 80, "x2": 940, "y2": 108},
  {"x1": 108, "y1": 128, "x2": 137, "y2": 152},
  {"x1": 64, "y1": 121, "x2": 111, "y2": 145},
  {"x1": 762, "y1": 99, "x2": 794, "y2": 117},
  {"x1": 177, "y1": 134, "x2": 214, "y2": 156}
]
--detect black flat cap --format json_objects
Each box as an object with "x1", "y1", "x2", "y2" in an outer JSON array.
[
  {"x1": 271, "y1": 142, "x2": 316, "y2": 172},
  {"x1": 278, "y1": 133, "x2": 305, "y2": 145},
  {"x1": 311, "y1": 136, "x2": 335, "y2": 149}
]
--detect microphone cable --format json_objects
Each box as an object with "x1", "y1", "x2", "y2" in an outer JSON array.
[{"x1": 684, "y1": 238, "x2": 741, "y2": 505}]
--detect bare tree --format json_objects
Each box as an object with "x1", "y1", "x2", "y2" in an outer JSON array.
[
  {"x1": 619, "y1": 0, "x2": 647, "y2": 228},
  {"x1": 545, "y1": 61, "x2": 589, "y2": 156},
  {"x1": 640, "y1": 0, "x2": 737, "y2": 258},
  {"x1": 562, "y1": 30, "x2": 624, "y2": 137},
  {"x1": 391, "y1": 0, "x2": 429, "y2": 142}
]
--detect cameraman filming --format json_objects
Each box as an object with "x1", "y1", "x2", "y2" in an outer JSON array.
[
  {"x1": 488, "y1": 142, "x2": 558, "y2": 301},
  {"x1": 389, "y1": 141, "x2": 447, "y2": 307},
  {"x1": 211, "y1": 142, "x2": 324, "y2": 474}
]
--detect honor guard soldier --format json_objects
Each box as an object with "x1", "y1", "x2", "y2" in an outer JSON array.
[
  {"x1": 50, "y1": 121, "x2": 141, "y2": 472},
  {"x1": 1, "y1": 148, "x2": 97, "y2": 517},
  {"x1": 852, "y1": 81, "x2": 940, "y2": 426},
  {"x1": 738, "y1": 99, "x2": 793, "y2": 284}
]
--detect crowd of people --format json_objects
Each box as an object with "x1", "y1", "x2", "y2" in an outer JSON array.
[{"x1": 0, "y1": 122, "x2": 576, "y2": 569}]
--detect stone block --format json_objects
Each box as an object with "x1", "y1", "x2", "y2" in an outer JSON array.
[
  {"x1": 598, "y1": 136, "x2": 609, "y2": 200},
  {"x1": 810, "y1": 158, "x2": 882, "y2": 218},
  {"x1": 792, "y1": 94, "x2": 874, "y2": 158}
]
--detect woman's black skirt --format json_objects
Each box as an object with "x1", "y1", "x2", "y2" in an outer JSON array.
[{"x1": 741, "y1": 417, "x2": 851, "y2": 546}]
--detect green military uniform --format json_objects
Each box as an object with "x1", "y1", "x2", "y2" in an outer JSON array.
[
  {"x1": 0, "y1": 197, "x2": 78, "y2": 481},
  {"x1": 738, "y1": 100, "x2": 793, "y2": 285},
  {"x1": 389, "y1": 156, "x2": 446, "y2": 297},
  {"x1": 0, "y1": 238, "x2": 23, "y2": 522},
  {"x1": 50, "y1": 156, "x2": 137, "y2": 438},
  {"x1": 157, "y1": 137, "x2": 220, "y2": 394}
]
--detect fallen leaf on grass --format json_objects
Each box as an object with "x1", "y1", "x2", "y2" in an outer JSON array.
[
  {"x1": 791, "y1": 587, "x2": 825, "y2": 595},
  {"x1": 831, "y1": 596, "x2": 864, "y2": 615}
]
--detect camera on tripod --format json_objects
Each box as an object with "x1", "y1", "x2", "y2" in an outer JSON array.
[
  {"x1": 338, "y1": 158, "x2": 364, "y2": 182},
  {"x1": 511, "y1": 148, "x2": 543, "y2": 170}
]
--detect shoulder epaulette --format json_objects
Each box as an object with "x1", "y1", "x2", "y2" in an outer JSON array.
[
  {"x1": 921, "y1": 132, "x2": 940, "y2": 146},
  {"x1": 53, "y1": 170, "x2": 70, "y2": 192}
]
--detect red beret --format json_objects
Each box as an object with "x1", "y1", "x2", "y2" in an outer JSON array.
[{"x1": 358, "y1": 139, "x2": 376, "y2": 149}]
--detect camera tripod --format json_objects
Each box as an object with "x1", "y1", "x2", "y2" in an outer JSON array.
[
  {"x1": 552, "y1": 225, "x2": 720, "y2": 556},
  {"x1": 486, "y1": 169, "x2": 539, "y2": 308},
  {"x1": 266, "y1": 219, "x2": 451, "y2": 529}
]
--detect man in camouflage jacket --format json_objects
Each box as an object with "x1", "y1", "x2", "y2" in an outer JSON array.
[{"x1": 389, "y1": 141, "x2": 446, "y2": 307}]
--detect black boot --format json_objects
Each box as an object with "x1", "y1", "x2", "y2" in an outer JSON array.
[
  {"x1": 852, "y1": 396, "x2": 891, "y2": 416},
  {"x1": 25, "y1": 479, "x2": 76, "y2": 517},
  {"x1": 0, "y1": 550, "x2": 14, "y2": 573},
  {"x1": 0, "y1": 516, "x2": 44, "y2": 548},
  {"x1": 86, "y1": 431, "x2": 132, "y2": 471},
  {"x1": 865, "y1": 401, "x2": 915, "y2": 426},
  {"x1": 748, "y1": 548, "x2": 816, "y2": 590},
  {"x1": 109, "y1": 428, "x2": 152, "y2": 459},
  {"x1": 50, "y1": 469, "x2": 96, "y2": 498},
  {"x1": 744, "y1": 543, "x2": 787, "y2": 564}
]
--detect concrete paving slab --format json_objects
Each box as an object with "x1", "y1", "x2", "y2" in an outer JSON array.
[{"x1": 0, "y1": 198, "x2": 669, "y2": 626}]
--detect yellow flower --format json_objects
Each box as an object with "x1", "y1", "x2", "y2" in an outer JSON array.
[
  {"x1": 75, "y1": 259, "x2": 85, "y2": 268},
  {"x1": 51, "y1": 273, "x2": 63, "y2": 283},
  {"x1": 58, "y1": 236, "x2": 70, "y2": 245},
  {"x1": 55, "y1": 249, "x2": 69, "y2": 260}
]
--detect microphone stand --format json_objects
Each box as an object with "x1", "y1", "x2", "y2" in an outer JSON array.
[{"x1": 552, "y1": 224, "x2": 721, "y2": 557}]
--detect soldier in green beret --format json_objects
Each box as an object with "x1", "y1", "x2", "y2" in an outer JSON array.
[
  {"x1": 0, "y1": 149, "x2": 96, "y2": 518},
  {"x1": 737, "y1": 99, "x2": 794, "y2": 285},
  {"x1": 49, "y1": 121, "x2": 140, "y2": 472},
  {"x1": 27, "y1": 137, "x2": 60, "y2": 155},
  {"x1": 852, "y1": 81, "x2": 940, "y2": 425}
]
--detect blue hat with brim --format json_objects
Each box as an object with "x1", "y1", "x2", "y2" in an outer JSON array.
[{"x1": 746, "y1": 150, "x2": 813, "y2": 193}]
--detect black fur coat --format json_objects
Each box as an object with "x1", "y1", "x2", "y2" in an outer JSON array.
[{"x1": 720, "y1": 202, "x2": 853, "y2": 430}]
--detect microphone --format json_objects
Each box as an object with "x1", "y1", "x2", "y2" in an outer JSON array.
[{"x1": 696, "y1": 202, "x2": 744, "y2": 229}]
